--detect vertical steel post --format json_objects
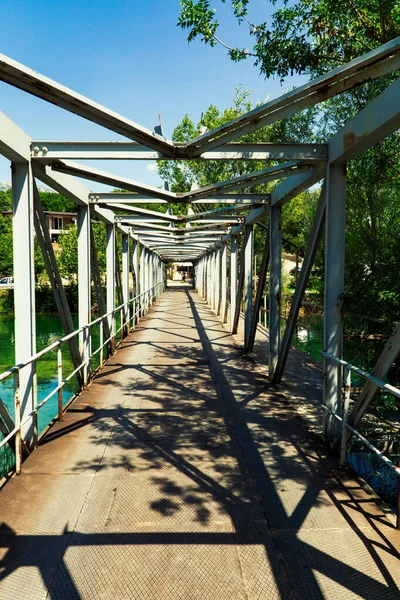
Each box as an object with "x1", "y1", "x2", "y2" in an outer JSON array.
[
  {"x1": 122, "y1": 233, "x2": 130, "y2": 335},
  {"x1": 244, "y1": 225, "x2": 254, "y2": 351},
  {"x1": 139, "y1": 243, "x2": 144, "y2": 317},
  {"x1": 323, "y1": 164, "x2": 346, "y2": 442},
  {"x1": 269, "y1": 205, "x2": 282, "y2": 379},
  {"x1": 230, "y1": 236, "x2": 238, "y2": 333},
  {"x1": 206, "y1": 253, "x2": 211, "y2": 305},
  {"x1": 210, "y1": 251, "x2": 215, "y2": 310},
  {"x1": 106, "y1": 223, "x2": 116, "y2": 353},
  {"x1": 215, "y1": 247, "x2": 221, "y2": 315},
  {"x1": 132, "y1": 239, "x2": 139, "y2": 323},
  {"x1": 221, "y1": 243, "x2": 228, "y2": 323},
  {"x1": 12, "y1": 161, "x2": 36, "y2": 448},
  {"x1": 78, "y1": 205, "x2": 91, "y2": 384}
]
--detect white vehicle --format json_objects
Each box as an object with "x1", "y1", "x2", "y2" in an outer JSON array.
[{"x1": 0, "y1": 276, "x2": 14, "y2": 287}]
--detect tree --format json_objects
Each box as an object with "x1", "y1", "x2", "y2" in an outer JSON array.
[{"x1": 178, "y1": 0, "x2": 400, "y2": 79}]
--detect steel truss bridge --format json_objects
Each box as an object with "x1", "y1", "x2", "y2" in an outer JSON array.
[{"x1": 0, "y1": 37, "x2": 400, "y2": 599}]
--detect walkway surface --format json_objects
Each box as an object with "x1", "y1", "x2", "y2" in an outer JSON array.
[{"x1": 1, "y1": 287, "x2": 400, "y2": 599}]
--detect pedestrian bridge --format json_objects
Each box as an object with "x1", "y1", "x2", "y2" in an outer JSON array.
[
  {"x1": 1, "y1": 286, "x2": 399, "y2": 599},
  {"x1": 1, "y1": 38, "x2": 400, "y2": 598}
]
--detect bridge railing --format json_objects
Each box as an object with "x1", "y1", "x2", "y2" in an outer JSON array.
[
  {"x1": 0, "y1": 281, "x2": 164, "y2": 476},
  {"x1": 320, "y1": 351, "x2": 400, "y2": 529}
]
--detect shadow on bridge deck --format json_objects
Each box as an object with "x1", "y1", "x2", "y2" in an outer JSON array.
[{"x1": 0, "y1": 289, "x2": 399, "y2": 599}]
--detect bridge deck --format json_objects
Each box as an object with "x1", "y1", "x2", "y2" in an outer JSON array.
[{"x1": 0, "y1": 288, "x2": 399, "y2": 599}]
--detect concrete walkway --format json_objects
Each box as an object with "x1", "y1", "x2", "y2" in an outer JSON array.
[{"x1": 0, "y1": 287, "x2": 399, "y2": 599}]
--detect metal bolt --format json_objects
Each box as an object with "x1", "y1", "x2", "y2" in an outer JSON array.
[
  {"x1": 42, "y1": 146, "x2": 48, "y2": 154},
  {"x1": 32, "y1": 146, "x2": 40, "y2": 154}
]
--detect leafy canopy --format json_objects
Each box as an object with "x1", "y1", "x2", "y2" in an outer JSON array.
[{"x1": 178, "y1": 0, "x2": 400, "y2": 79}]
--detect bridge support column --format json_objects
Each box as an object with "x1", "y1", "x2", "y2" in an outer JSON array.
[
  {"x1": 106, "y1": 223, "x2": 116, "y2": 353},
  {"x1": 12, "y1": 161, "x2": 36, "y2": 449},
  {"x1": 269, "y1": 205, "x2": 282, "y2": 378},
  {"x1": 206, "y1": 253, "x2": 211, "y2": 305},
  {"x1": 221, "y1": 243, "x2": 228, "y2": 323},
  {"x1": 323, "y1": 164, "x2": 346, "y2": 442},
  {"x1": 122, "y1": 233, "x2": 130, "y2": 335},
  {"x1": 132, "y1": 239, "x2": 139, "y2": 323},
  {"x1": 244, "y1": 224, "x2": 254, "y2": 351},
  {"x1": 139, "y1": 244, "x2": 144, "y2": 316},
  {"x1": 229, "y1": 236, "x2": 238, "y2": 333},
  {"x1": 78, "y1": 205, "x2": 91, "y2": 384},
  {"x1": 215, "y1": 247, "x2": 221, "y2": 315}
]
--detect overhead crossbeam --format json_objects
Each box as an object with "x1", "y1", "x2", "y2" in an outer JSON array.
[
  {"x1": 89, "y1": 193, "x2": 269, "y2": 205},
  {"x1": 31, "y1": 141, "x2": 328, "y2": 162}
]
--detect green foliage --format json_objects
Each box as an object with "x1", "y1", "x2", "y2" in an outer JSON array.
[
  {"x1": 39, "y1": 191, "x2": 75, "y2": 213},
  {"x1": 58, "y1": 221, "x2": 108, "y2": 279},
  {"x1": 178, "y1": 0, "x2": 400, "y2": 79}
]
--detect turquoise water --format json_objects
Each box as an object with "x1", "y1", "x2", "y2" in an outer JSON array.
[{"x1": 0, "y1": 313, "x2": 106, "y2": 475}]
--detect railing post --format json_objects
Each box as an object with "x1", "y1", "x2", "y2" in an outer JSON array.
[
  {"x1": 340, "y1": 367, "x2": 351, "y2": 467},
  {"x1": 13, "y1": 370, "x2": 22, "y2": 475},
  {"x1": 57, "y1": 344, "x2": 63, "y2": 421},
  {"x1": 264, "y1": 295, "x2": 267, "y2": 328},
  {"x1": 12, "y1": 160, "x2": 36, "y2": 449},
  {"x1": 100, "y1": 319, "x2": 104, "y2": 368}
]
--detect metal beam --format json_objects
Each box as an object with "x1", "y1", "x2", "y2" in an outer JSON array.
[
  {"x1": 273, "y1": 184, "x2": 326, "y2": 383},
  {"x1": 348, "y1": 323, "x2": 400, "y2": 432},
  {"x1": 122, "y1": 234, "x2": 130, "y2": 336},
  {"x1": 78, "y1": 205, "x2": 91, "y2": 385},
  {"x1": 221, "y1": 243, "x2": 228, "y2": 324},
  {"x1": 323, "y1": 164, "x2": 346, "y2": 443},
  {"x1": 329, "y1": 76, "x2": 400, "y2": 164},
  {"x1": 230, "y1": 236, "x2": 238, "y2": 332},
  {"x1": 51, "y1": 160, "x2": 176, "y2": 201},
  {"x1": 0, "y1": 53, "x2": 176, "y2": 155},
  {"x1": 269, "y1": 205, "x2": 282, "y2": 378},
  {"x1": 90, "y1": 192, "x2": 269, "y2": 205},
  {"x1": 0, "y1": 110, "x2": 31, "y2": 162},
  {"x1": 12, "y1": 161, "x2": 36, "y2": 451},
  {"x1": 31, "y1": 141, "x2": 328, "y2": 162},
  {"x1": 243, "y1": 225, "x2": 254, "y2": 351},
  {"x1": 246, "y1": 225, "x2": 270, "y2": 353},
  {"x1": 232, "y1": 240, "x2": 246, "y2": 335},
  {"x1": 270, "y1": 167, "x2": 324, "y2": 207},
  {"x1": 106, "y1": 224, "x2": 116, "y2": 352},
  {"x1": 33, "y1": 184, "x2": 83, "y2": 387},
  {"x1": 185, "y1": 39, "x2": 400, "y2": 154},
  {"x1": 181, "y1": 163, "x2": 311, "y2": 201}
]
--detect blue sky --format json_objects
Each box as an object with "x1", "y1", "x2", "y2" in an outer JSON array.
[{"x1": 0, "y1": 0, "x2": 307, "y2": 189}]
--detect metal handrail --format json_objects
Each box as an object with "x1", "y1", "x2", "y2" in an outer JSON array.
[
  {"x1": 320, "y1": 350, "x2": 400, "y2": 529},
  {"x1": 0, "y1": 281, "x2": 164, "y2": 474}
]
